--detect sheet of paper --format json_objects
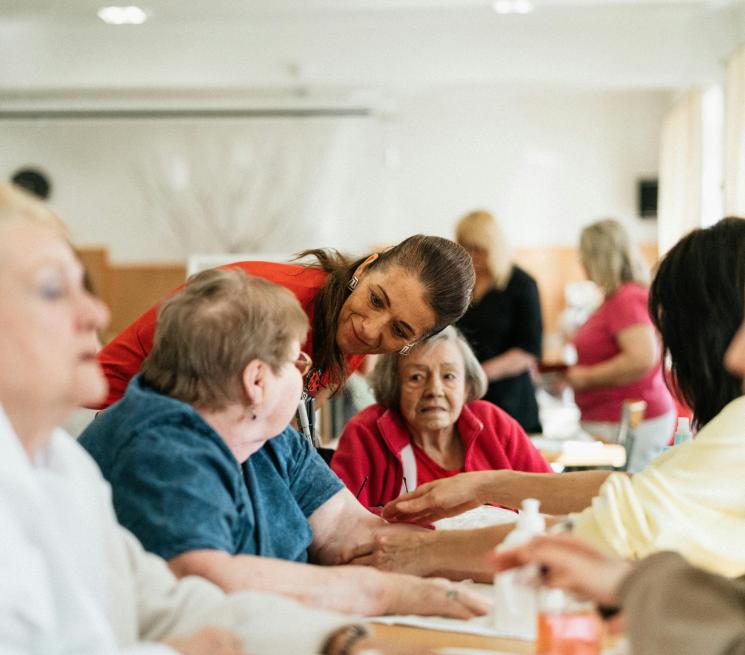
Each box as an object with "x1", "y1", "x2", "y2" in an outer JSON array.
[
  {"x1": 371, "y1": 582, "x2": 534, "y2": 641},
  {"x1": 433, "y1": 505, "x2": 518, "y2": 531}
]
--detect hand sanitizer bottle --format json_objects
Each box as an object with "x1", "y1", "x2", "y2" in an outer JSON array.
[{"x1": 493, "y1": 498, "x2": 545, "y2": 639}]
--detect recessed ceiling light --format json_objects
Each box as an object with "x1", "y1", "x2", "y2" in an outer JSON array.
[
  {"x1": 97, "y1": 6, "x2": 148, "y2": 25},
  {"x1": 492, "y1": 0, "x2": 534, "y2": 14}
]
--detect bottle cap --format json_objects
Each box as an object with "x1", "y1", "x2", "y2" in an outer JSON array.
[{"x1": 517, "y1": 498, "x2": 545, "y2": 534}]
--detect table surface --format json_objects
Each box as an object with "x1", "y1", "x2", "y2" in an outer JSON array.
[
  {"x1": 374, "y1": 623, "x2": 533, "y2": 653},
  {"x1": 531, "y1": 438, "x2": 626, "y2": 469}
]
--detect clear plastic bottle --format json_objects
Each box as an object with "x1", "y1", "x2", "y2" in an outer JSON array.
[
  {"x1": 493, "y1": 498, "x2": 545, "y2": 639},
  {"x1": 536, "y1": 588, "x2": 602, "y2": 655}
]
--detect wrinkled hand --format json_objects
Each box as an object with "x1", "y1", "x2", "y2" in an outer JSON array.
[
  {"x1": 383, "y1": 574, "x2": 491, "y2": 620},
  {"x1": 347, "y1": 530, "x2": 438, "y2": 576},
  {"x1": 491, "y1": 533, "x2": 632, "y2": 608},
  {"x1": 163, "y1": 626, "x2": 243, "y2": 655},
  {"x1": 382, "y1": 472, "x2": 493, "y2": 525}
]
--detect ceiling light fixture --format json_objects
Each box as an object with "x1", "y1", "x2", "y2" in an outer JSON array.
[
  {"x1": 492, "y1": 0, "x2": 534, "y2": 15},
  {"x1": 97, "y1": 6, "x2": 148, "y2": 25}
]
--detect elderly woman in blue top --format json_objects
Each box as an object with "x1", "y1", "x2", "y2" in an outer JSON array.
[{"x1": 80, "y1": 268, "x2": 487, "y2": 620}]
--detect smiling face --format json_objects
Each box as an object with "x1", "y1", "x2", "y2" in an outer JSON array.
[
  {"x1": 335, "y1": 263, "x2": 436, "y2": 355},
  {"x1": 398, "y1": 339, "x2": 467, "y2": 439},
  {"x1": 0, "y1": 221, "x2": 110, "y2": 428}
]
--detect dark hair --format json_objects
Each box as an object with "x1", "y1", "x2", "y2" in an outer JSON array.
[
  {"x1": 297, "y1": 234, "x2": 475, "y2": 390},
  {"x1": 11, "y1": 168, "x2": 52, "y2": 200},
  {"x1": 649, "y1": 217, "x2": 745, "y2": 429}
]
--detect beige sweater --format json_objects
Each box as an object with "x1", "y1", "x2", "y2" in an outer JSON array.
[
  {"x1": 620, "y1": 551, "x2": 745, "y2": 655},
  {"x1": 571, "y1": 396, "x2": 745, "y2": 576}
]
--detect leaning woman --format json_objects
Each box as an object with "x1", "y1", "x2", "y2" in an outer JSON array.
[
  {"x1": 332, "y1": 326, "x2": 550, "y2": 509},
  {"x1": 96, "y1": 236, "x2": 475, "y2": 408},
  {"x1": 567, "y1": 219, "x2": 674, "y2": 471}
]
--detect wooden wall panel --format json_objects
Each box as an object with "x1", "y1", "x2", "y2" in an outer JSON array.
[{"x1": 106, "y1": 265, "x2": 186, "y2": 338}]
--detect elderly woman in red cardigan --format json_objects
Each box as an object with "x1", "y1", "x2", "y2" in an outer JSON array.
[{"x1": 332, "y1": 326, "x2": 550, "y2": 509}]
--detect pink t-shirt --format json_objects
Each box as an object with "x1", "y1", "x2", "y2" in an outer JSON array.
[{"x1": 572, "y1": 282, "x2": 673, "y2": 422}]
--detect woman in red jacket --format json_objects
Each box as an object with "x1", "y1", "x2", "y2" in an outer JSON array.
[
  {"x1": 332, "y1": 326, "x2": 550, "y2": 509},
  {"x1": 96, "y1": 235, "x2": 475, "y2": 409}
]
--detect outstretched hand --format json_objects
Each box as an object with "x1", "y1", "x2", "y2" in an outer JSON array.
[
  {"x1": 491, "y1": 533, "x2": 632, "y2": 608},
  {"x1": 381, "y1": 472, "x2": 492, "y2": 524}
]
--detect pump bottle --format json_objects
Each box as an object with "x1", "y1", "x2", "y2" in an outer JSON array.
[{"x1": 493, "y1": 498, "x2": 545, "y2": 639}]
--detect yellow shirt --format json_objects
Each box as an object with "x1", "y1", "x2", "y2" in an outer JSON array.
[{"x1": 572, "y1": 396, "x2": 745, "y2": 576}]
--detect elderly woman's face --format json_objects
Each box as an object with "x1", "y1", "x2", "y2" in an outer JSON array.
[
  {"x1": 398, "y1": 339, "x2": 467, "y2": 436},
  {"x1": 0, "y1": 221, "x2": 109, "y2": 420}
]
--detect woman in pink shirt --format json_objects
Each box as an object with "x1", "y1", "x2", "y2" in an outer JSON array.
[{"x1": 567, "y1": 219, "x2": 675, "y2": 471}]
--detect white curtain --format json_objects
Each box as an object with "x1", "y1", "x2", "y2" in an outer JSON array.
[
  {"x1": 657, "y1": 90, "x2": 704, "y2": 255},
  {"x1": 725, "y1": 44, "x2": 745, "y2": 216},
  {"x1": 134, "y1": 119, "x2": 370, "y2": 258}
]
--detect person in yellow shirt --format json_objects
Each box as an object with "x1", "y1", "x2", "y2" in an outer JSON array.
[{"x1": 349, "y1": 217, "x2": 745, "y2": 579}]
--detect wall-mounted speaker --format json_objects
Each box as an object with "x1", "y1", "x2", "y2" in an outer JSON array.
[{"x1": 638, "y1": 178, "x2": 657, "y2": 219}]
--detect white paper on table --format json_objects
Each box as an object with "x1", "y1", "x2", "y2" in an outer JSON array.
[
  {"x1": 370, "y1": 581, "x2": 534, "y2": 641},
  {"x1": 433, "y1": 505, "x2": 518, "y2": 531}
]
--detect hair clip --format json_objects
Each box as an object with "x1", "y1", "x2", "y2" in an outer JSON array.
[
  {"x1": 347, "y1": 275, "x2": 359, "y2": 291},
  {"x1": 399, "y1": 343, "x2": 413, "y2": 356}
]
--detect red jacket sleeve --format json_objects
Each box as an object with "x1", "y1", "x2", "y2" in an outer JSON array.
[
  {"x1": 502, "y1": 418, "x2": 552, "y2": 473},
  {"x1": 95, "y1": 304, "x2": 159, "y2": 409},
  {"x1": 480, "y1": 403, "x2": 551, "y2": 473}
]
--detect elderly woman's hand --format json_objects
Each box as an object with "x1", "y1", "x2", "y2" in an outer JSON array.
[
  {"x1": 381, "y1": 471, "x2": 496, "y2": 525},
  {"x1": 345, "y1": 529, "x2": 443, "y2": 576}
]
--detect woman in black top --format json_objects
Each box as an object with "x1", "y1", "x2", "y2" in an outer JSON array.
[{"x1": 455, "y1": 210, "x2": 543, "y2": 433}]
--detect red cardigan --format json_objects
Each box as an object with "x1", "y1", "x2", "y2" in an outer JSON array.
[
  {"x1": 96, "y1": 261, "x2": 365, "y2": 409},
  {"x1": 331, "y1": 400, "x2": 551, "y2": 509}
]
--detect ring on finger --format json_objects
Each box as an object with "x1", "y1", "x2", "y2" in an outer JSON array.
[{"x1": 446, "y1": 588, "x2": 459, "y2": 601}]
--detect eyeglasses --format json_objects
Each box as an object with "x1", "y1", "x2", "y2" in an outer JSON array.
[{"x1": 292, "y1": 351, "x2": 313, "y2": 377}]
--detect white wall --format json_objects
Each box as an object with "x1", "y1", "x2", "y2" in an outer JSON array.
[{"x1": 0, "y1": 84, "x2": 668, "y2": 262}]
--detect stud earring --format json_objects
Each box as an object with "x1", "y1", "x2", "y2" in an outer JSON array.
[
  {"x1": 347, "y1": 275, "x2": 359, "y2": 291},
  {"x1": 399, "y1": 343, "x2": 414, "y2": 356},
  {"x1": 251, "y1": 411, "x2": 257, "y2": 420}
]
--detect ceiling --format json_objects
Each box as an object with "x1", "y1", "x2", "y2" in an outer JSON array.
[{"x1": 0, "y1": 0, "x2": 743, "y2": 101}]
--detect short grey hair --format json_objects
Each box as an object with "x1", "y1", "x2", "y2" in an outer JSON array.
[{"x1": 369, "y1": 325, "x2": 488, "y2": 409}]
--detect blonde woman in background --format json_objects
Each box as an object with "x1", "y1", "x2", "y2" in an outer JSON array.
[
  {"x1": 567, "y1": 219, "x2": 674, "y2": 471},
  {"x1": 455, "y1": 210, "x2": 543, "y2": 433}
]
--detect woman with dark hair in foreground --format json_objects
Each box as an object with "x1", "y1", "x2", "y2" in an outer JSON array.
[{"x1": 348, "y1": 217, "x2": 745, "y2": 581}]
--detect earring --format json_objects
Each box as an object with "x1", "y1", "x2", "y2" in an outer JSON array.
[
  {"x1": 399, "y1": 343, "x2": 414, "y2": 356},
  {"x1": 347, "y1": 275, "x2": 359, "y2": 291},
  {"x1": 251, "y1": 411, "x2": 257, "y2": 420}
]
